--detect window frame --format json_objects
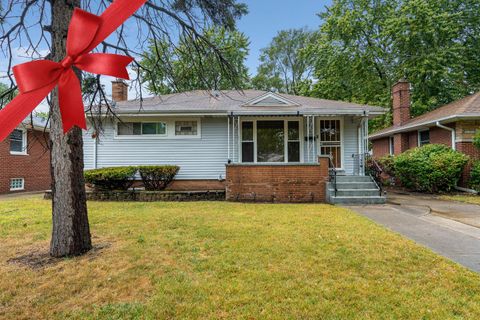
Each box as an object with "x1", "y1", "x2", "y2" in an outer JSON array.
[
  {"x1": 114, "y1": 118, "x2": 201, "y2": 140},
  {"x1": 9, "y1": 128, "x2": 28, "y2": 155},
  {"x1": 389, "y1": 136, "x2": 394, "y2": 155},
  {"x1": 239, "y1": 118, "x2": 304, "y2": 164},
  {"x1": 418, "y1": 129, "x2": 430, "y2": 146},
  {"x1": 10, "y1": 178, "x2": 25, "y2": 191},
  {"x1": 174, "y1": 120, "x2": 200, "y2": 137}
]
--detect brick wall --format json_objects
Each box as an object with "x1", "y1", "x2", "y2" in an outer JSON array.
[
  {"x1": 393, "y1": 133, "x2": 409, "y2": 155},
  {"x1": 0, "y1": 130, "x2": 51, "y2": 194},
  {"x1": 372, "y1": 137, "x2": 390, "y2": 158},
  {"x1": 430, "y1": 126, "x2": 453, "y2": 147},
  {"x1": 408, "y1": 131, "x2": 418, "y2": 149},
  {"x1": 166, "y1": 180, "x2": 225, "y2": 191},
  {"x1": 225, "y1": 157, "x2": 330, "y2": 203},
  {"x1": 457, "y1": 141, "x2": 480, "y2": 187}
]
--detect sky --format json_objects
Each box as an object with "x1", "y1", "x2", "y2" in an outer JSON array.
[{"x1": 237, "y1": 0, "x2": 331, "y2": 75}]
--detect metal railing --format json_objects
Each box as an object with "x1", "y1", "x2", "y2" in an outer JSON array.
[
  {"x1": 328, "y1": 156, "x2": 338, "y2": 197},
  {"x1": 365, "y1": 155, "x2": 384, "y2": 197}
]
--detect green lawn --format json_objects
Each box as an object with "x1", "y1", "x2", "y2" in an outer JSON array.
[
  {"x1": 440, "y1": 194, "x2": 480, "y2": 206},
  {"x1": 1, "y1": 196, "x2": 480, "y2": 319}
]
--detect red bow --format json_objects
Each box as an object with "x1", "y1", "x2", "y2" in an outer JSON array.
[{"x1": 0, "y1": 0, "x2": 147, "y2": 141}]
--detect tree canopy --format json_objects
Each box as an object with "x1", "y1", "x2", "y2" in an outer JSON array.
[
  {"x1": 141, "y1": 27, "x2": 250, "y2": 94},
  {"x1": 304, "y1": 0, "x2": 480, "y2": 130},
  {"x1": 252, "y1": 28, "x2": 316, "y2": 95}
]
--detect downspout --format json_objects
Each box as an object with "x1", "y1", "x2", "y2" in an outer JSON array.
[{"x1": 435, "y1": 121, "x2": 455, "y2": 151}]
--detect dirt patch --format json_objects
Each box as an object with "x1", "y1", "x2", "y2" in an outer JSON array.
[{"x1": 7, "y1": 242, "x2": 111, "y2": 270}]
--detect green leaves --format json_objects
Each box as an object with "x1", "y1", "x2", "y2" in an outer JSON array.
[
  {"x1": 252, "y1": 28, "x2": 317, "y2": 95},
  {"x1": 306, "y1": 0, "x2": 480, "y2": 131},
  {"x1": 394, "y1": 144, "x2": 469, "y2": 193},
  {"x1": 141, "y1": 27, "x2": 249, "y2": 94}
]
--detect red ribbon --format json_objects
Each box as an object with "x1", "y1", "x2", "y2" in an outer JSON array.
[{"x1": 0, "y1": 0, "x2": 147, "y2": 141}]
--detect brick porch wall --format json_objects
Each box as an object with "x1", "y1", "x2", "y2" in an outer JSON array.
[
  {"x1": 225, "y1": 157, "x2": 330, "y2": 203},
  {"x1": 0, "y1": 130, "x2": 51, "y2": 194},
  {"x1": 430, "y1": 126, "x2": 453, "y2": 147}
]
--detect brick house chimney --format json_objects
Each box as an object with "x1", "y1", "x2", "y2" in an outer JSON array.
[
  {"x1": 392, "y1": 79, "x2": 411, "y2": 126},
  {"x1": 112, "y1": 80, "x2": 128, "y2": 102}
]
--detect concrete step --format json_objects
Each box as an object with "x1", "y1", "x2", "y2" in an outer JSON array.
[
  {"x1": 334, "y1": 182, "x2": 378, "y2": 189},
  {"x1": 329, "y1": 196, "x2": 387, "y2": 205},
  {"x1": 329, "y1": 189, "x2": 382, "y2": 197},
  {"x1": 335, "y1": 176, "x2": 373, "y2": 183}
]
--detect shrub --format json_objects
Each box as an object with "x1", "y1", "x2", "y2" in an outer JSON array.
[
  {"x1": 84, "y1": 166, "x2": 137, "y2": 191},
  {"x1": 138, "y1": 165, "x2": 179, "y2": 191},
  {"x1": 470, "y1": 161, "x2": 480, "y2": 192},
  {"x1": 394, "y1": 144, "x2": 469, "y2": 193},
  {"x1": 377, "y1": 155, "x2": 396, "y2": 176},
  {"x1": 473, "y1": 130, "x2": 480, "y2": 150}
]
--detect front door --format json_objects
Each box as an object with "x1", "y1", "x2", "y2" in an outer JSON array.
[{"x1": 318, "y1": 119, "x2": 342, "y2": 168}]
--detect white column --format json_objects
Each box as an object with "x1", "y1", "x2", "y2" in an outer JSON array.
[{"x1": 227, "y1": 116, "x2": 230, "y2": 161}]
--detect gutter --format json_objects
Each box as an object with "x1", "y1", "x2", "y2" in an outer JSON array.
[
  {"x1": 435, "y1": 121, "x2": 456, "y2": 151},
  {"x1": 369, "y1": 114, "x2": 480, "y2": 140}
]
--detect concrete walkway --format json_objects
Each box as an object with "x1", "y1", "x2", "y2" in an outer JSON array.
[{"x1": 347, "y1": 193, "x2": 480, "y2": 273}]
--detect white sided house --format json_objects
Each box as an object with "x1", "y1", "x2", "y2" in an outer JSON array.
[{"x1": 83, "y1": 82, "x2": 386, "y2": 204}]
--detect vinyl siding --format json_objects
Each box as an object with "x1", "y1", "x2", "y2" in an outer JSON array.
[
  {"x1": 83, "y1": 115, "x2": 362, "y2": 178},
  {"x1": 84, "y1": 117, "x2": 229, "y2": 180}
]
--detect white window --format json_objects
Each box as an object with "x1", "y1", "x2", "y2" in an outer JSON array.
[
  {"x1": 117, "y1": 122, "x2": 167, "y2": 136},
  {"x1": 418, "y1": 129, "x2": 430, "y2": 146},
  {"x1": 175, "y1": 121, "x2": 198, "y2": 136},
  {"x1": 9, "y1": 129, "x2": 27, "y2": 155},
  {"x1": 240, "y1": 119, "x2": 302, "y2": 163},
  {"x1": 389, "y1": 136, "x2": 394, "y2": 155},
  {"x1": 10, "y1": 178, "x2": 25, "y2": 191}
]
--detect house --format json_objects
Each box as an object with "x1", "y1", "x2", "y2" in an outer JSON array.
[
  {"x1": 0, "y1": 117, "x2": 51, "y2": 194},
  {"x1": 370, "y1": 80, "x2": 480, "y2": 186},
  {"x1": 83, "y1": 81, "x2": 387, "y2": 204}
]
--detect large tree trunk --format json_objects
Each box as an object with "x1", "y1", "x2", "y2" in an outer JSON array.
[{"x1": 49, "y1": 0, "x2": 92, "y2": 257}]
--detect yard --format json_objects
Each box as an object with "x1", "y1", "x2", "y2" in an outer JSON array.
[
  {"x1": 1, "y1": 197, "x2": 480, "y2": 319},
  {"x1": 441, "y1": 194, "x2": 480, "y2": 206}
]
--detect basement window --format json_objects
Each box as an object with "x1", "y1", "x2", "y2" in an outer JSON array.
[
  {"x1": 10, "y1": 178, "x2": 25, "y2": 191},
  {"x1": 418, "y1": 129, "x2": 430, "y2": 146}
]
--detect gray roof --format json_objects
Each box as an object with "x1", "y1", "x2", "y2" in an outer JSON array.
[
  {"x1": 20, "y1": 115, "x2": 49, "y2": 131},
  {"x1": 370, "y1": 92, "x2": 480, "y2": 140},
  {"x1": 112, "y1": 90, "x2": 385, "y2": 117}
]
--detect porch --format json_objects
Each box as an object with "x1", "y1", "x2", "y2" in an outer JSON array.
[
  {"x1": 226, "y1": 114, "x2": 370, "y2": 175},
  {"x1": 224, "y1": 114, "x2": 386, "y2": 204}
]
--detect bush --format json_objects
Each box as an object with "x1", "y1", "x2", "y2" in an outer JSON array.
[
  {"x1": 84, "y1": 166, "x2": 137, "y2": 191},
  {"x1": 394, "y1": 144, "x2": 469, "y2": 193},
  {"x1": 473, "y1": 130, "x2": 480, "y2": 150},
  {"x1": 377, "y1": 155, "x2": 396, "y2": 176},
  {"x1": 138, "y1": 165, "x2": 179, "y2": 191},
  {"x1": 470, "y1": 161, "x2": 480, "y2": 192}
]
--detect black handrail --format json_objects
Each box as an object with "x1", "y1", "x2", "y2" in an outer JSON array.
[
  {"x1": 366, "y1": 154, "x2": 384, "y2": 197},
  {"x1": 328, "y1": 156, "x2": 337, "y2": 197}
]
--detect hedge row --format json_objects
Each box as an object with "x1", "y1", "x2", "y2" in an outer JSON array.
[
  {"x1": 84, "y1": 165, "x2": 179, "y2": 191},
  {"x1": 373, "y1": 144, "x2": 470, "y2": 193}
]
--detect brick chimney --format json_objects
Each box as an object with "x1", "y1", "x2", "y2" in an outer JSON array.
[
  {"x1": 392, "y1": 79, "x2": 411, "y2": 126},
  {"x1": 112, "y1": 80, "x2": 128, "y2": 102}
]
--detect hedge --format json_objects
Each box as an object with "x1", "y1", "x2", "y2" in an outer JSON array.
[
  {"x1": 84, "y1": 166, "x2": 137, "y2": 191},
  {"x1": 470, "y1": 161, "x2": 480, "y2": 192},
  {"x1": 394, "y1": 144, "x2": 469, "y2": 193},
  {"x1": 138, "y1": 165, "x2": 180, "y2": 191}
]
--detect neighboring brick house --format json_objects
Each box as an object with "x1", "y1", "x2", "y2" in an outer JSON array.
[
  {"x1": 0, "y1": 118, "x2": 51, "y2": 194},
  {"x1": 370, "y1": 80, "x2": 480, "y2": 186}
]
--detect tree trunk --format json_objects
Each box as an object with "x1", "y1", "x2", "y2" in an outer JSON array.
[{"x1": 49, "y1": 0, "x2": 92, "y2": 257}]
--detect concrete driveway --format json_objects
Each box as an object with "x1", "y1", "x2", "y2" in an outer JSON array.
[{"x1": 347, "y1": 192, "x2": 480, "y2": 273}]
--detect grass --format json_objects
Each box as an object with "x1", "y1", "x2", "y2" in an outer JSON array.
[
  {"x1": 1, "y1": 196, "x2": 480, "y2": 319},
  {"x1": 440, "y1": 194, "x2": 480, "y2": 205}
]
